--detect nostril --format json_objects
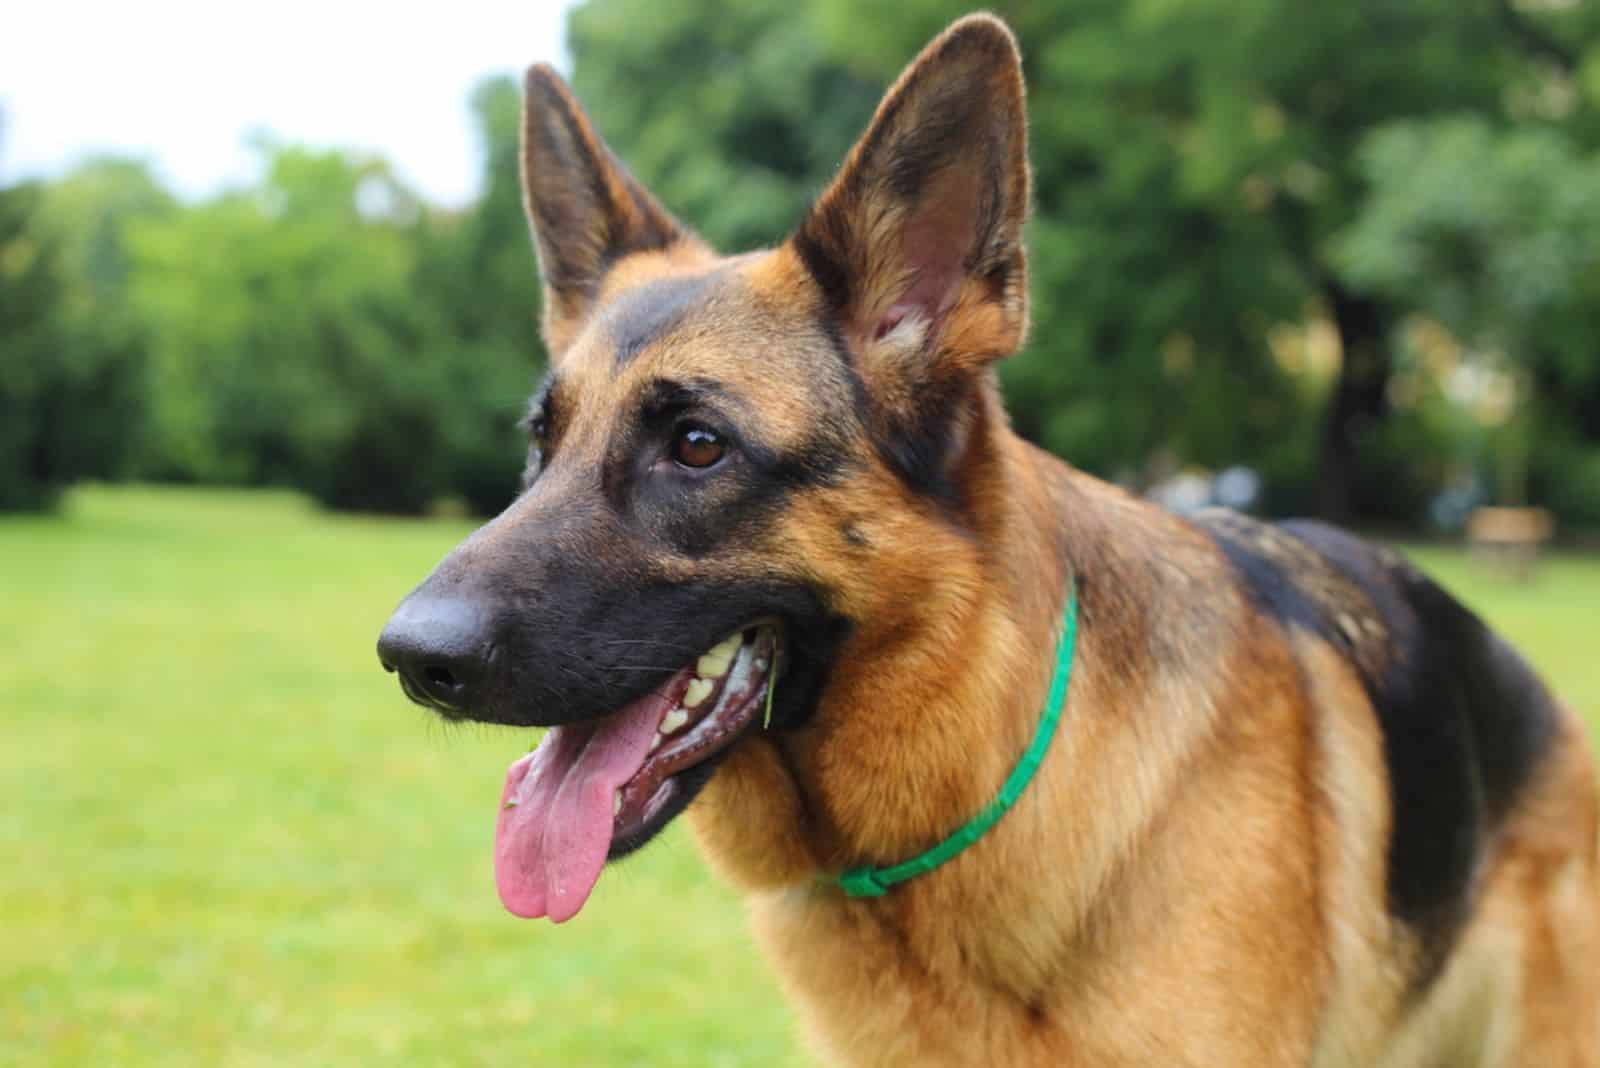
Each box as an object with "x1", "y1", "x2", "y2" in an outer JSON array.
[{"x1": 423, "y1": 665, "x2": 458, "y2": 691}]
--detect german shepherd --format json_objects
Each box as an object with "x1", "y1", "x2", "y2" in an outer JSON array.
[{"x1": 377, "y1": 15, "x2": 1600, "y2": 1065}]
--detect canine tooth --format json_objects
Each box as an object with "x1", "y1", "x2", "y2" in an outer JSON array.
[
  {"x1": 649, "y1": 733, "x2": 662, "y2": 753},
  {"x1": 683, "y1": 677, "x2": 714, "y2": 708},
  {"x1": 660, "y1": 708, "x2": 689, "y2": 734},
  {"x1": 614, "y1": 792, "x2": 622, "y2": 816},
  {"x1": 697, "y1": 634, "x2": 741, "y2": 679}
]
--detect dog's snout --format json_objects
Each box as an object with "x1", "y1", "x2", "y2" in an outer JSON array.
[{"x1": 377, "y1": 593, "x2": 495, "y2": 715}]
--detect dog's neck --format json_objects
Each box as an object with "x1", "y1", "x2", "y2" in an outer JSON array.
[
  {"x1": 699, "y1": 381, "x2": 1170, "y2": 858},
  {"x1": 788, "y1": 390, "x2": 1078, "y2": 872}
]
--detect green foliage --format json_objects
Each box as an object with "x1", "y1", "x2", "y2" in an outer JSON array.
[
  {"x1": 1337, "y1": 118, "x2": 1600, "y2": 522},
  {"x1": 129, "y1": 150, "x2": 419, "y2": 489},
  {"x1": 123, "y1": 104, "x2": 539, "y2": 514},
  {"x1": 0, "y1": 162, "x2": 168, "y2": 511},
  {"x1": 408, "y1": 77, "x2": 544, "y2": 516},
  {"x1": 1338, "y1": 119, "x2": 1600, "y2": 354},
  {"x1": 0, "y1": 181, "x2": 67, "y2": 510},
  {"x1": 5, "y1": 1, "x2": 1598, "y2": 526},
  {"x1": 568, "y1": 0, "x2": 881, "y2": 250},
  {"x1": 36, "y1": 160, "x2": 175, "y2": 481},
  {"x1": 796, "y1": 0, "x2": 1587, "y2": 517}
]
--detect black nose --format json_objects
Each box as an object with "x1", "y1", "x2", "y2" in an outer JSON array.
[{"x1": 376, "y1": 593, "x2": 495, "y2": 715}]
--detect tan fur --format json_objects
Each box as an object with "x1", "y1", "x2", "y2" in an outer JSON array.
[{"x1": 505, "y1": 14, "x2": 1600, "y2": 1065}]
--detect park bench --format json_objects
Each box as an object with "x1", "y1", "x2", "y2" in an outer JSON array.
[{"x1": 1466, "y1": 506, "x2": 1554, "y2": 581}]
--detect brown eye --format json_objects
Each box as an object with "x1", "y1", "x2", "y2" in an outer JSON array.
[
  {"x1": 671, "y1": 424, "x2": 725, "y2": 469},
  {"x1": 523, "y1": 410, "x2": 550, "y2": 463}
]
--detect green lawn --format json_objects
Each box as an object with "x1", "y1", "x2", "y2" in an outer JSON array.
[
  {"x1": 1397, "y1": 544, "x2": 1600, "y2": 725},
  {"x1": 3, "y1": 486, "x2": 805, "y2": 1067},
  {"x1": 3, "y1": 486, "x2": 1596, "y2": 1066}
]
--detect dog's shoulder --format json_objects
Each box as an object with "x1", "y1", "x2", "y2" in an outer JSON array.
[{"x1": 1191, "y1": 509, "x2": 1562, "y2": 975}]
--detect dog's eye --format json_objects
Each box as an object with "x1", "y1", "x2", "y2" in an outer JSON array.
[
  {"x1": 520, "y1": 415, "x2": 550, "y2": 488},
  {"x1": 670, "y1": 424, "x2": 726, "y2": 469},
  {"x1": 526, "y1": 414, "x2": 549, "y2": 452}
]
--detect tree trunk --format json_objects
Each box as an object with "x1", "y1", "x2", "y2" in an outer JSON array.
[{"x1": 1315, "y1": 281, "x2": 1391, "y2": 523}]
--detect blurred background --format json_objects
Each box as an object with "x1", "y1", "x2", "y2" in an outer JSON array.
[{"x1": 4, "y1": 1, "x2": 1597, "y2": 1065}]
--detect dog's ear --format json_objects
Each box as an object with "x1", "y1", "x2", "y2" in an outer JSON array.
[
  {"x1": 521, "y1": 65, "x2": 692, "y2": 355},
  {"x1": 788, "y1": 14, "x2": 1030, "y2": 377}
]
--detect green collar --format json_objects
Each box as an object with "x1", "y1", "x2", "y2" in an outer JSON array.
[{"x1": 834, "y1": 579, "x2": 1080, "y2": 898}]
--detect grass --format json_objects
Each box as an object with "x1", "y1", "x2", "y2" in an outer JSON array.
[
  {"x1": 3, "y1": 485, "x2": 1596, "y2": 1066},
  {"x1": 1396, "y1": 545, "x2": 1600, "y2": 723},
  {"x1": 3, "y1": 486, "x2": 805, "y2": 1067}
]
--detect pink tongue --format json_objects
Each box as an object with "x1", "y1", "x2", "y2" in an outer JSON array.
[{"x1": 494, "y1": 689, "x2": 671, "y2": 922}]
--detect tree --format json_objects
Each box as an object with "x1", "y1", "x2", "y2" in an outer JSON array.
[
  {"x1": 122, "y1": 105, "x2": 547, "y2": 515},
  {"x1": 804, "y1": 0, "x2": 1599, "y2": 520},
  {"x1": 1337, "y1": 118, "x2": 1600, "y2": 524},
  {"x1": 567, "y1": 0, "x2": 883, "y2": 252},
  {"x1": 126, "y1": 142, "x2": 454, "y2": 510},
  {"x1": 17, "y1": 1, "x2": 1595, "y2": 526},
  {"x1": 0, "y1": 155, "x2": 174, "y2": 510},
  {"x1": 36, "y1": 157, "x2": 176, "y2": 482},
  {"x1": 407, "y1": 76, "x2": 547, "y2": 516},
  {"x1": 0, "y1": 180, "x2": 71, "y2": 509}
]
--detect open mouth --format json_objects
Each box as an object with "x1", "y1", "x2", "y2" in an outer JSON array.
[{"x1": 493, "y1": 624, "x2": 780, "y2": 922}]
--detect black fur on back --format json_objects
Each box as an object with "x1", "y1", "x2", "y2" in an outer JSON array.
[{"x1": 1195, "y1": 511, "x2": 1560, "y2": 983}]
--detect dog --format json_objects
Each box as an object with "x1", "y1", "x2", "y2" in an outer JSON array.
[{"x1": 377, "y1": 14, "x2": 1600, "y2": 1065}]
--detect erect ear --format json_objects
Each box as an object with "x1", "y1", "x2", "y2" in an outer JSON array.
[
  {"x1": 521, "y1": 65, "x2": 695, "y2": 355},
  {"x1": 788, "y1": 14, "x2": 1030, "y2": 377}
]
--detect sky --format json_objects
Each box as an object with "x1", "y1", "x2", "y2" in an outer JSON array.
[{"x1": 1, "y1": 0, "x2": 581, "y2": 206}]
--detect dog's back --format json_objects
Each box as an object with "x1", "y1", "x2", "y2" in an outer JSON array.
[{"x1": 1194, "y1": 509, "x2": 1600, "y2": 1065}]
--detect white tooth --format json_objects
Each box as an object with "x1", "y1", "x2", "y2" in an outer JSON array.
[
  {"x1": 614, "y1": 792, "x2": 622, "y2": 816},
  {"x1": 754, "y1": 657, "x2": 769, "y2": 671},
  {"x1": 660, "y1": 708, "x2": 690, "y2": 734},
  {"x1": 696, "y1": 651, "x2": 731, "y2": 680},
  {"x1": 696, "y1": 634, "x2": 741, "y2": 679},
  {"x1": 649, "y1": 733, "x2": 662, "y2": 753},
  {"x1": 683, "y1": 677, "x2": 714, "y2": 708}
]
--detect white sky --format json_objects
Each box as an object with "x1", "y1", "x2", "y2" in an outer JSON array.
[{"x1": 1, "y1": 0, "x2": 581, "y2": 206}]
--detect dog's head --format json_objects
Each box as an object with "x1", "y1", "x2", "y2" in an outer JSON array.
[{"x1": 377, "y1": 14, "x2": 1030, "y2": 921}]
